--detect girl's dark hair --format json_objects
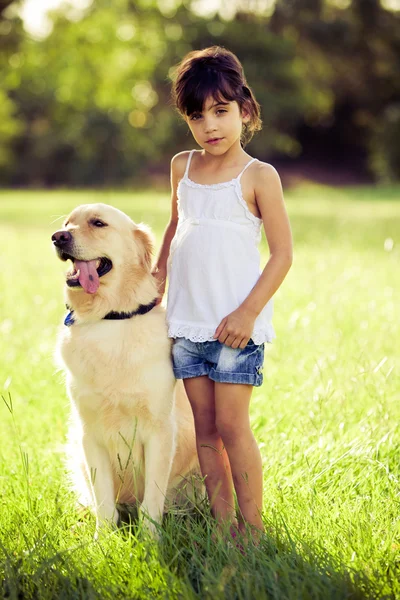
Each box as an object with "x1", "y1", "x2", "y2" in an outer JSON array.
[{"x1": 171, "y1": 46, "x2": 262, "y2": 145}]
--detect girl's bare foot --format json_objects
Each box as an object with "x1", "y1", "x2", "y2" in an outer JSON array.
[
  {"x1": 211, "y1": 518, "x2": 239, "y2": 543},
  {"x1": 238, "y1": 521, "x2": 265, "y2": 547}
]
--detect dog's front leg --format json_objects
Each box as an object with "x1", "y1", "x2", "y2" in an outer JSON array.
[
  {"x1": 82, "y1": 434, "x2": 117, "y2": 531},
  {"x1": 140, "y1": 424, "x2": 176, "y2": 536}
]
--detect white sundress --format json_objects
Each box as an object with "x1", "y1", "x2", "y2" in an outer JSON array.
[{"x1": 166, "y1": 150, "x2": 275, "y2": 345}]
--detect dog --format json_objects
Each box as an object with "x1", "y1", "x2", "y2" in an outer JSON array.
[{"x1": 52, "y1": 203, "x2": 201, "y2": 535}]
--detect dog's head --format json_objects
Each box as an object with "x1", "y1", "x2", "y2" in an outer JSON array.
[{"x1": 52, "y1": 203, "x2": 153, "y2": 296}]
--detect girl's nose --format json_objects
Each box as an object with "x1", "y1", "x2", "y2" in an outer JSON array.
[{"x1": 204, "y1": 118, "x2": 217, "y2": 133}]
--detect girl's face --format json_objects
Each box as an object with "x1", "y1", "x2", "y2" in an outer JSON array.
[{"x1": 185, "y1": 96, "x2": 250, "y2": 155}]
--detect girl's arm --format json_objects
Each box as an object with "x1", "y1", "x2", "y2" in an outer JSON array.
[
  {"x1": 214, "y1": 163, "x2": 293, "y2": 348},
  {"x1": 152, "y1": 152, "x2": 188, "y2": 303}
]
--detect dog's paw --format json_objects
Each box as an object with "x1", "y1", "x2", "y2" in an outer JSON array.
[
  {"x1": 138, "y1": 505, "x2": 161, "y2": 540},
  {"x1": 93, "y1": 513, "x2": 119, "y2": 540},
  {"x1": 144, "y1": 520, "x2": 160, "y2": 540}
]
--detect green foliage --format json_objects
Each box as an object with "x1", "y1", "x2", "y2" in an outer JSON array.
[
  {"x1": 272, "y1": 0, "x2": 400, "y2": 180},
  {"x1": 370, "y1": 103, "x2": 400, "y2": 181},
  {"x1": 0, "y1": 0, "x2": 331, "y2": 186},
  {"x1": 0, "y1": 186, "x2": 399, "y2": 597},
  {"x1": 0, "y1": 87, "x2": 22, "y2": 170},
  {"x1": 0, "y1": 0, "x2": 399, "y2": 184}
]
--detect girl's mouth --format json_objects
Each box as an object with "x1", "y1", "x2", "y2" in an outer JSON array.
[{"x1": 206, "y1": 138, "x2": 223, "y2": 145}]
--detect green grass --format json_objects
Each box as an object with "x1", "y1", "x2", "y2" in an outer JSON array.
[{"x1": 0, "y1": 184, "x2": 399, "y2": 599}]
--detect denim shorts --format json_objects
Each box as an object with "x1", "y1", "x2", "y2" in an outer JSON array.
[{"x1": 171, "y1": 337, "x2": 265, "y2": 387}]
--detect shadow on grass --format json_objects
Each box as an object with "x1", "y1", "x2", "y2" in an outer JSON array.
[
  {"x1": 158, "y1": 511, "x2": 385, "y2": 600},
  {"x1": 2, "y1": 568, "x2": 98, "y2": 600},
  {"x1": 0, "y1": 505, "x2": 391, "y2": 600}
]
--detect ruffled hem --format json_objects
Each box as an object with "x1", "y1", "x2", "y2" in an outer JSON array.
[{"x1": 167, "y1": 322, "x2": 275, "y2": 345}]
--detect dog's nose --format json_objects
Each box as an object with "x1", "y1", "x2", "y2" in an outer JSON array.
[{"x1": 52, "y1": 230, "x2": 72, "y2": 247}]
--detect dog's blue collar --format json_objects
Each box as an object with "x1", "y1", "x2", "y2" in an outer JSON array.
[
  {"x1": 64, "y1": 299, "x2": 158, "y2": 327},
  {"x1": 64, "y1": 311, "x2": 76, "y2": 326}
]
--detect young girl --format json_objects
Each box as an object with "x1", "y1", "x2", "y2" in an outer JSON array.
[{"x1": 153, "y1": 46, "x2": 293, "y2": 543}]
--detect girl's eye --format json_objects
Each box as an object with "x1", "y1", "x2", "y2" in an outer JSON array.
[
  {"x1": 190, "y1": 113, "x2": 202, "y2": 121},
  {"x1": 216, "y1": 109, "x2": 227, "y2": 115},
  {"x1": 91, "y1": 220, "x2": 107, "y2": 227}
]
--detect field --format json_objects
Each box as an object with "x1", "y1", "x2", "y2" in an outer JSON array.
[{"x1": 0, "y1": 185, "x2": 399, "y2": 599}]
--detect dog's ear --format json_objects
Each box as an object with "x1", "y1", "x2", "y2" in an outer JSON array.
[{"x1": 133, "y1": 224, "x2": 154, "y2": 269}]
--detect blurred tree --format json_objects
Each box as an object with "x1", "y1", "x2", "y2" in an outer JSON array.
[
  {"x1": 0, "y1": 0, "x2": 24, "y2": 178},
  {"x1": 3, "y1": 0, "x2": 170, "y2": 184},
  {"x1": 0, "y1": 0, "x2": 399, "y2": 185},
  {"x1": 0, "y1": 0, "x2": 17, "y2": 19},
  {"x1": 271, "y1": 0, "x2": 400, "y2": 180},
  {"x1": 1, "y1": 0, "x2": 324, "y2": 185}
]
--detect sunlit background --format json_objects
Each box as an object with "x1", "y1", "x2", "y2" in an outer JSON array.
[
  {"x1": 1, "y1": 0, "x2": 400, "y2": 186},
  {"x1": 17, "y1": 0, "x2": 400, "y2": 38}
]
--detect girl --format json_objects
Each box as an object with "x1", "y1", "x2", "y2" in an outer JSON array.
[{"x1": 153, "y1": 46, "x2": 293, "y2": 543}]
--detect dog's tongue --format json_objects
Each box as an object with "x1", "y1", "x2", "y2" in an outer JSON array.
[{"x1": 75, "y1": 260, "x2": 99, "y2": 294}]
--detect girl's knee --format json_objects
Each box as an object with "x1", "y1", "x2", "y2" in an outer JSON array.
[{"x1": 216, "y1": 415, "x2": 251, "y2": 446}]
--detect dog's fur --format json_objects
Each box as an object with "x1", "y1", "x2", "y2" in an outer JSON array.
[{"x1": 53, "y1": 203, "x2": 201, "y2": 533}]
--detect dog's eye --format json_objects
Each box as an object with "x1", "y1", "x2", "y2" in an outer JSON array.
[{"x1": 91, "y1": 220, "x2": 107, "y2": 228}]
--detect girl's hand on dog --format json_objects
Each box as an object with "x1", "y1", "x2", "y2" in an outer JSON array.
[{"x1": 152, "y1": 266, "x2": 167, "y2": 305}]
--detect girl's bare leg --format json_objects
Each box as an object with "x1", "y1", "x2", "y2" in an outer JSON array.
[
  {"x1": 215, "y1": 382, "x2": 264, "y2": 537},
  {"x1": 183, "y1": 376, "x2": 237, "y2": 526}
]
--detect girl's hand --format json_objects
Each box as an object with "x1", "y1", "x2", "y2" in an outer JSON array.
[
  {"x1": 214, "y1": 307, "x2": 257, "y2": 349},
  {"x1": 152, "y1": 266, "x2": 167, "y2": 305}
]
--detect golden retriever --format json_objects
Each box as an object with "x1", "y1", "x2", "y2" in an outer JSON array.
[{"x1": 52, "y1": 203, "x2": 201, "y2": 535}]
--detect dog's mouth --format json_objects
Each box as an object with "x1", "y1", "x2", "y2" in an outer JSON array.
[{"x1": 61, "y1": 253, "x2": 113, "y2": 294}]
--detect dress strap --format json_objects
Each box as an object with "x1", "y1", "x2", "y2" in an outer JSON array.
[
  {"x1": 237, "y1": 158, "x2": 258, "y2": 181},
  {"x1": 183, "y1": 150, "x2": 195, "y2": 179}
]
